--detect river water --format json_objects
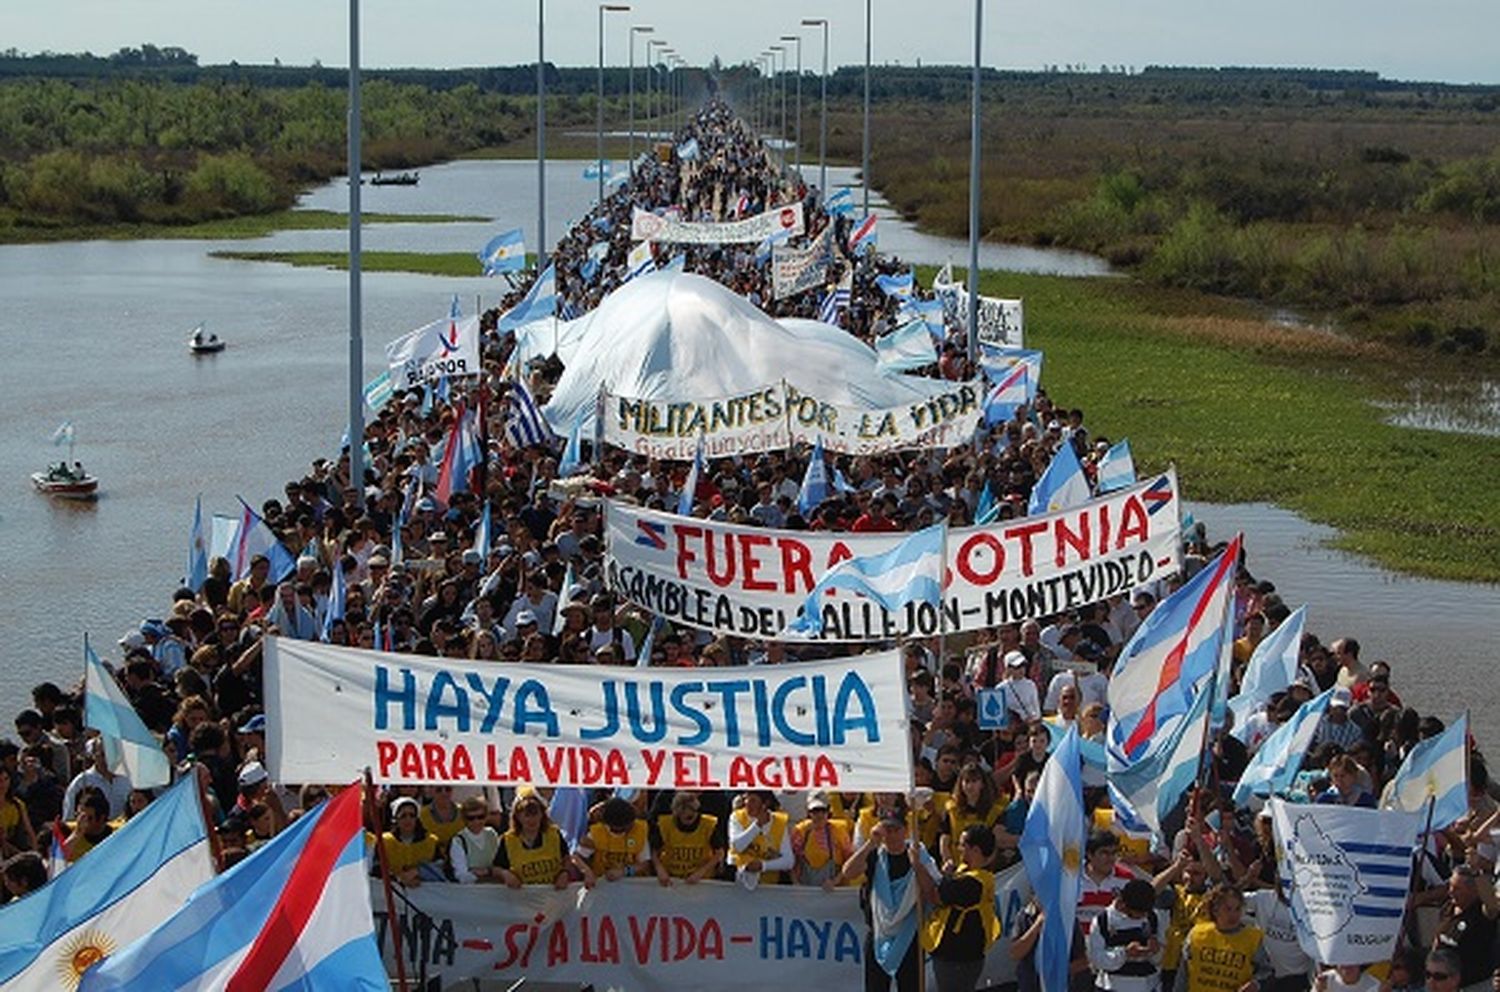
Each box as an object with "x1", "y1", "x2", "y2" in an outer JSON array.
[{"x1": 1, "y1": 159, "x2": 1491, "y2": 744}]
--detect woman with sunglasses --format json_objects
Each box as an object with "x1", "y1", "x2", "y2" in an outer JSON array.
[{"x1": 449, "y1": 796, "x2": 502, "y2": 884}]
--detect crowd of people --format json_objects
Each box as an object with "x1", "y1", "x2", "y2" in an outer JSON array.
[{"x1": 2, "y1": 94, "x2": 1491, "y2": 992}]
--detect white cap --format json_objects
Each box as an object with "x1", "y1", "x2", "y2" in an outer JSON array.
[
  {"x1": 1329, "y1": 689, "x2": 1352, "y2": 709},
  {"x1": 1003, "y1": 650, "x2": 1028, "y2": 669},
  {"x1": 237, "y1": 761, "x2": 269, "y2": 788}
]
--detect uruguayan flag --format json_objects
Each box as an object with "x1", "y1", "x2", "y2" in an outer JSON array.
[
  {"x1": 1020, "y1": 727, "x2": 1086, "y2": 992},
  {"x1": 477, "y1": 228, "x2": 526, "y2": 276},
  {"x1": 1228, "y1": 605, "x2": 1308, "y2": 735},
  {"x1": 626, "y1": 240, "x2": 655, "y2": 280},
  {"x1": 1028, "y1": 441, "x2": 1092, "y2": 515},
  {"x1": 504, "y1": 380, "x2": 551, "y2": 449},
  {"x1": 499, "y1": 264, "x2": 557, "y2": 333},
  {"x1": 874, "y1": 318, "x2": 938, "y2": 374},
  {"x1": 1383, "y1": 711, "x2": 1469, "y2": 828},
  {"x1": 784, "y1": 523, "x2": 945, "y2": 638},
  {"x1": 1232, "y1": 688, "x2": 1334, "y2": 805},
  {"x1": 818, "y1": 273, "x2": 851, "y2": 325},
  {"x1": 1096, "y1": 439, "x2": 1136, "y2": 493},
  {"x1": 0, "y1": 778, "x2": 212, "y2": 992},
  {"x1": 797, "y1": 435, "x2": 830, "y2": 517},
  {"x1": 1270, "y1": 799, "x2": 1422, "y2": 966},
  {"x1": 824, "y1": 187, "x2": 855, "y2": 217},
  {"x1": 85, "y1": 645, "x2": 170, "y2": 787}
]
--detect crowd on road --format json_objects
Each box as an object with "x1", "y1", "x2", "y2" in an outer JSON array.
[{"x1": 3, "y1": 96, "x2": 1492, "y2": 992}]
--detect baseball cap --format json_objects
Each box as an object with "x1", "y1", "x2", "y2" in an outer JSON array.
[
  {"x1": 1003, "y1": 650, "x2": 1028, "y2": 669},
  {"x1": 1329, "y1": 689, "x2": 1352, "y2": 709},
  {"x1": 237, "y1": 761, "x2": 269, "y2": 788},
  {"x1": 806, "y1": 791, "x2": 831, "y2": 811},
  {"x1": 238, "y1": 714, "x2": 267, "y2": 735},
  {"x1": 515, "y1": 610, "x2": 538, "y2": 627}
]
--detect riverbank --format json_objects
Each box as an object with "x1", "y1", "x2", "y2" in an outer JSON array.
[
  {"x1": 210, "y1": 249, "x2": 490, "y2": 276},
  {"x1": 0, "y1": 209, "x2": 486, "y2": 245}
]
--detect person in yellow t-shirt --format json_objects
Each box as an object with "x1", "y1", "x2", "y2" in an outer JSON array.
[
  {"x1": 494, "y1": 790, "x2": 570, "y2": 888},
  {"x1": 792, "y1": 792, "x2": 853, "y2": 888},
  {"x1": 378, "y1": 796, "x2": 442, "y2": 886},
  {"x1": 728, "y1": 790, "x2": 793, "y2": 889},
  {"x1": 1177, "y1": 885, "x2": 1269, "y2": 992},
  {"x1": 650, "y1": 791, "x2": 723, "y2": 885},
  {"x1": 419, "y1": 785, "x2": 465, "y2": 852},
  {"x1": 571, "y1": 796, "x2": 651, "y2": 886},
  {"x1": 938, "y1": 764, "x2": 1006, "y2": 872}
]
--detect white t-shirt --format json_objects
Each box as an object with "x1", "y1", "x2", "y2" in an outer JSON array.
[
  {"x1": 1320, "y1": 970, "x2": 1380, "y2": 992},
  {"x1": 1244, "y1": 889, "x2": 1313, "y2": 979},
  {"x1": 1045, "y1": 670, "x2": 1110, "y2": 712}
]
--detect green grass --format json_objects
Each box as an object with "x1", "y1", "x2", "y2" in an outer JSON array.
[
  {"x1": 0, "y1": 209, "x2": 487, "y2": 244},
  {"x1": 933, "y1": 266, "x2": 1500, "y2": 583},
  {"x1": 209, "y1": 249, "x2": 512, "y2": 276}
]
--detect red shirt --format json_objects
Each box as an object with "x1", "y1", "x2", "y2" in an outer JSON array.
[{"x1": 850, "y1": 514, "x2": 902, "y2": 533}]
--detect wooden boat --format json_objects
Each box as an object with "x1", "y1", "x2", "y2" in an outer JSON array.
[
  {"x1": 32, "y1": 463, "x2": 98, "y2": 500},
  {"x1": 370, "y1": 171, "x2": 420, "y2": 186},
  {"x1": 189, "y1": 325, "x2": 226, "y2": 354}
]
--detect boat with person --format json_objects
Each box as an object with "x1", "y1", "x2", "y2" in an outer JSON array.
[
  {"x1": 189, "y1": 324, "x2": 226, "y2": 354},
  {"x1": 32, "y1": 421, "x2": 98, "y2": 498},
  {"x1": 369, "y1": 171, "x2": 419, "y2": 186}
]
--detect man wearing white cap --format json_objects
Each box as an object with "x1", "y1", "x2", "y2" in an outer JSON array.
[
  {"x1": 1000, "y1": 652, "x2": 1041, "y2": 723},
  {"x1": 1313, "y1": 689, "x2": 1364, "y2": 751},
  {"x1": 61, "y1": 738, "x2": 133, "y2": 820}
]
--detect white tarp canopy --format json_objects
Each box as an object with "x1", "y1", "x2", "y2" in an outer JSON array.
[{"x1": 537, "y1": 271, "x2": 955, "y2": 434}]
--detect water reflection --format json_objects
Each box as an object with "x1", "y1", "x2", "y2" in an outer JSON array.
[{"x1": 1378, "y1": 378, "x2": 1500, "y2": 438}]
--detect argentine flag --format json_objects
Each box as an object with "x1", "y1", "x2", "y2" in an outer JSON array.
[
  {"x1": 1232, "y1": 688, "x2": 1335, "y2": 805},
  {"x1": 0, "y1": 778, "x2": 212, "y2": 992},
  {"x1": 824, "y1": 187, "x2": 855, "y2": 217},
  {"x1": 557, "y1": 409, "x2": 586, "y2": 477},
  {"x1": 783, "y1": 523, "x2": 945, "y2": 638},
  {"x1": 361, "y1": 369, "x2": 393, "y2": 416},
  {"x1": 1096, "y1": 439, "x2": 1136, "y2": 493},
  {"x1": 186, "y1": 494, "x2": 209, "y2": 593},
  {"x1": 581, "y1": 240, "x2": 610, "y2": 283},
  {"x1": 1383, "y1": 711, "x2": 1469, "y2": 828},
  {"x1": 499, "y1": 264, "x2": 557, "y2": 333},
  {"x1": 678, "y1": 436, "x2": 705, "y2": 516},
  {"x1": 1228, "y1": 605, "x2": 1308, "y2": 736},
  {"x1": 902, "y1": 297, "x2": 946, "y2": 340},
  {"x1": 797, "y1": 435, "x2": 831, "y2": 517},
  {"x1": 1027, "y1": 441, "x2": 1091, "y2": 515},
  {"x1": 478, "y1": 228, "x2": 526, "y2": 276},
  {"x1": 875, "y1": 271, "x2": 914, "y2": 299},
  {"x1": 85, "y1": 644, "x2": 171, "y2": 787},
  {"x1": 676, "y1": 137, "x2": 700, "y2": 160},
  {"x1": 874, "y1": 318, "x2": 938, "y2": 374},
  {"x1": 974, "y1": 480, "x2": 998, "y2": 525},
  {"x1": 1020, "y1": 727, "x2": 1086, "y2": 992}
]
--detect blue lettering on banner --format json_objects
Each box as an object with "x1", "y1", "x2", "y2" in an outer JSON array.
[{"x1": 758, "y1": 916, "x2": 863, "y2": 962}]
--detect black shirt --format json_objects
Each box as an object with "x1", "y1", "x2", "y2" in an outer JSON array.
[{"x1": 931, "y1": 873, "x2": 987, "y2": 960}]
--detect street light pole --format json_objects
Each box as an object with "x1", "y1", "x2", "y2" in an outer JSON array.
[
  {"x1": 536, "y1": 0, "x2": 547, "y2": 268},
  {"x1": 780, "y1": 34, "x2": 802, "y2": 176},
  {"x1": 966, "y1": 0, "x2": 983, "y2": 366},
  {"x1": 770, "y1": 45, "x2": 785, "y2": 165},
  {"x1": 802, "y1": 18, "x2": 829, "y2": 194},
  {"x1": 597, "y1": 3, "x2": 629, "y2": 203},
  {"x1": 346, "y1": 0, "x2": 364, "y2": 511},
  {"x1": 862, "y1": 0, "x2": 872, "y2": 215},
  {"x1": 628, "y1": 25, "x2": 652, "y2": 176}
]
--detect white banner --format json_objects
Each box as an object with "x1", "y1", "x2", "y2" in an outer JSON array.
[
  {"x1": 1270, "y1": 799, "x2": 1422, "y2": 966},
  {"x1": 606, "y1": 470, "x2": 1181, "y2": 640},
  {"x1": 600, "y1": 379, "x2": 983, "y2": 460},
  {"x1": 373, "y1": 867, "x2": 1031, "y2": 991},
  {"x1": 384, "y1": 313, "x2": 482, "y2": 388},
  {"x1": 772, "y1": 230, "x2": 833, "y2": 299},
  {"x1": 934, "y1": 269, "x2": 1024, "y2": 348},
  {"x1": 264, "y1": 639, "x2": 912, "y2": 790},
  {"x1": 632, "y1": 203, "x2": 805, "y2": 245}
]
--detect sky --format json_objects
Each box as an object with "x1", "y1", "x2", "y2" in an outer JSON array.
[{"x1": 2, "y1": 0, "x2": 1497, "y2": 86}]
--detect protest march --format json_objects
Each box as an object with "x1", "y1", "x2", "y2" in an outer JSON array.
[{"x1": 0, "y1": 94, "x2": 1490, "y2": 992}]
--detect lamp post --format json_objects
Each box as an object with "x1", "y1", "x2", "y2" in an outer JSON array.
[
  {"x1": 862, "y1": 0, "x2": 872, "y2": 215},
  {"x1": 966, "y1": 0, "x2": 983, "y2": 366},
  {"x1": 536, "y1": 0, "x2": 547, "y2": 267},
  {"x1": 597, "y1": 3, "x2": 629, "y2": 203},
  {"x1": 801, "y1": 18, "x2": 829, "y2": 194},
  {"x1": 660, "y1": 51, "x2": 676, "y2": 139},
  {"x1": 760, "y1": 52, "x2": 773, "y2": 139},
  {"x1": 346, "y1": 0, "x2": 364, "y2": 511},
  {"x1": 780, "y1": 34, "x2": 802, "y2": 175},
  {"x1": 628, "y1": 25, "x2": 653, "y2": 176},
  {"x1": 769, "y1": 45, "x2": 785, "y2": 163}
]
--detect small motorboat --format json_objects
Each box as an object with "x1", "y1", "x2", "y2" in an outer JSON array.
[
  {"x1": 370, "y1": 171, "x2": 420, "y2": 187},
  {"x1": 32, "y1": 462, "x2": 98, "y2": 500},
  {"x1": 189, "y1": 325, "x2": 226, "y2": 354}
]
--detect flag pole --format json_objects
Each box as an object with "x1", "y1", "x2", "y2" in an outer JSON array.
[{"x1": 364, "y1": 767, "x2": 409, "y2": 991}]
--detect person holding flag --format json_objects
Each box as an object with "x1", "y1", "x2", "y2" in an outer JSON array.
[{"x1": 839, "y1": 801, "x2": 939, "y2": 992}]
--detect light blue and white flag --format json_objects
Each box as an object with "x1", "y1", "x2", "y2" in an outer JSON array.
[
  {"x1": 478, "y1": 227, "x2": 526, "y2": 276},
  {"x1": 848, "y1": 214, "x2": 877, "y2": 254},
  {"x1": 678, "y1": 435, "x2": 704, "y2": 516},
  {"x1": 874, "y1": 318, "x2": 938, "y2": 374},
  {"x1": 320, "y1": 556, "x2": 346, "y2": 642},
  {"x1": 635, "y1": 615, "x2": 666, "y2": 670},
  {"x1": 625, "y1": 240, "x2": 655, "y2": 281},
  {"x1": 473, "y1": 499, "x2": 493, "y2": 563},
  {"x1": 582, "y1": 161, "x2": 614, "y2": 180},
  {"x1": 553, "y1": 561, "x2": 576, "y2": 636},
  {"x1": 186, "y1": 494, "x2": 209, "y2": 593},
  {"x1": 902, "y1": 297, "x2": 946, "y2": 340},
  {"x1": 824, "y1": 187, "x2": 855, "y2": 217},
  {"x1": 361, "y1": 369, "x2": 393, "y2": 416},
  {"x1": 210, "y1": 513, "x2": 239, "y2": 563},
  {"x1": 832, "y1": 466, "x2": 856, "y2": 494},
  {"x1": 0, "y1": 777, "x2": 212, "y2": 992},
  {"x1": 503, "y1": 379, "x2": 552, "y2": 449},
  {"x1": 974, "y1": 481, "x2": 998, "y2": 525},
  {"x1": 875, "y1": 271, "x2": 914, "y2": 299},
  {"x1": 983, "y1": 362, "x2": 1033, "y2": 426},
  {"x1": 1108, "y1": 677, "x2": 1213, "y2": 837},
  {"x1": 50, "y1": 421, "x2": 74, "y2": 446},
  {"x1": 797, "y1": 435, "x2": 830, "y2": 517},
  {"x1": 817, "y1": 272, "x2": 851, "y2": 326},
  {"x1": 581, "y1": 240, "x2": 610, "y2": 283},
  {"x1": 1096, "y1": 439, "x2": 1137, "y2": 493},
  {"x1": 1228, "y1": 605, "x2": 1308, "y2": 735},
  {"x1": 231, "y1": 498, "x2": 297, "y2": 582},
  {"x1": 783, "y1": 523, "x2": 945, "y2": 638},
  {"x1": 1270, "y1": 798, "x2": 1423, "y2": 966},
  {"x1": 498, "y1": 263, "x2": 557, "y2": 333},
  {"x1": 85, "y1": 643, "x2": 171, "y2": 788},
  {"x1": 980, "y1": 345, "x2": 1045, "y2": 391},
  {"x1": 869, "y1": 841, "x2": 937, "y2": 976},
  {"x1": 661, "y1": 252, "x2": 686, "y2": 272},
  {"x1": 1020, "y1": 727, "x2": 1086, "y2": 992},
  {"x1": 1232, "y1": 688, "x2": 1335, "y2": 805},
  {"x1": 1028, "y1": 441, "x2": 1092, "y2": 515},
  {"x1": 676, "y1": 137, "x2": 700, "y2": 160},
  {"x1": 557, "y1": 409, "x2": 586, "y2": 477},
  {"x1": 1384, "y1": 711, "x2": 1469, "y2": 828}
]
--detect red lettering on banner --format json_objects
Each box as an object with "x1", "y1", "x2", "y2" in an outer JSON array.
[
  {"x1": 780, "y1": 539, "x2": 814, "y2": 593},
  {"x1": 671, "y1": 751, "x2": 721, "y2": 787},
  {"x1": 1003, "y1": 520, "x2": 1049, "y2": 576},
  {"x1": 400, "y1": 745, "x2": 424, "y2": 778},
  {"x1": 450, "y1": 744, "x2": 475, "y2": 780},
  {"x1": 538, "y1": 746, "x2": 565, "y2": 781},
  {"x1": 739, "y1": 534, "x2": 776, "y2": 591},
  {"x1": 508, "y1": 746, "x2": 531, "y2": 782},
  {"x1": 1054, "y1": 514, "x2": 1091, "y2": 568},
  {"x1": 827, "y1": 541, "x2": 854, "y2": 569},
  {"x1": 642, "y1": 748, "x2": 667, "y2": 785},
  {"x1": 705, "y1": 533, "x2": 736, "y2": 587},
  {"x1": 813, "y1": 755, "x2": 839, "y2": 787},
  {"x1": 546, "y1": 921, "x2": 569, "y2": 966},
  {"x1": 700, "y1": 918, "x2": 724, "y2": 959},
  {"x1": 581, "y1": 916, "x2": 620, "y2": 964},
  {"x1": 1116, "y1": 496, "x2": 1149, "y2": 549},
  {"x1": 628, "y1": 917, "x2": 656, "y2": 964},
  {"x1": 421, "y1": 743, "x2": 449, "y2": 778},
  {"x1": 1098, "y1": 502, "x2": 1112, "y2": 556},
  {"x1": 955, "y1": 532, "x2": 1005, "y2": 584},
  {"x1": 376, "y1": 740, "x2": 397, "y2": 777},
  {"x1": 604, "y1": 748, "x2": 628, "y2": 785},
  {"x1": 496, "y1": 922, "x2": 534, "y2": 969},
  {"x1": 674, "y1": 524, "x2": 702, "y2": 579}
]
